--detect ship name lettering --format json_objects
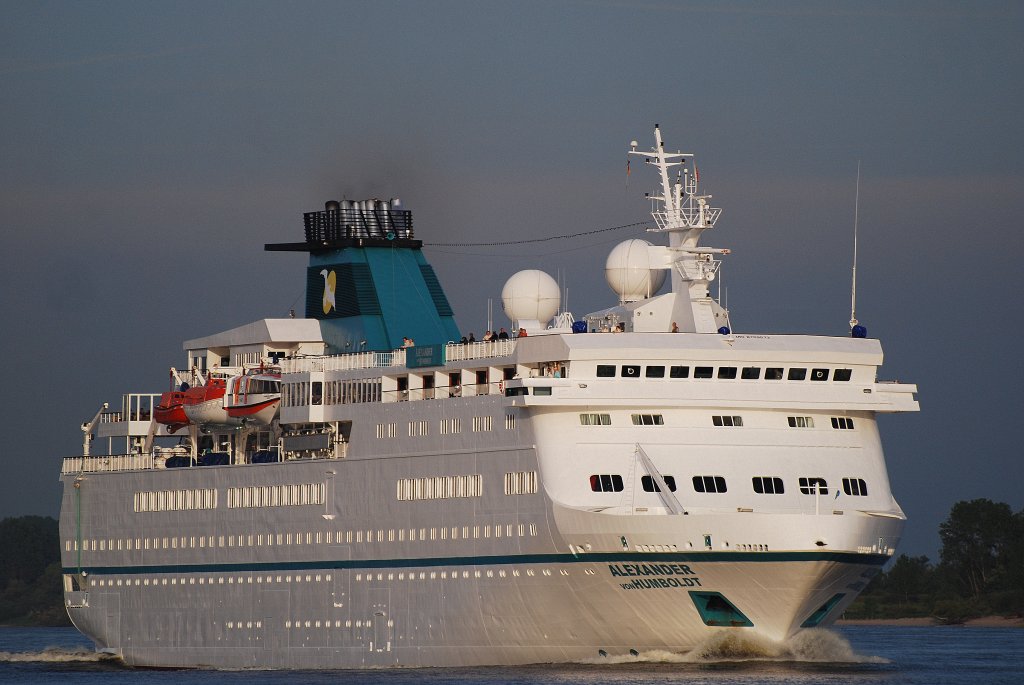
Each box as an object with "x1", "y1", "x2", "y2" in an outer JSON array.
[{"x1": 607, "y1": 563, "x2": 695, "y2": 577}]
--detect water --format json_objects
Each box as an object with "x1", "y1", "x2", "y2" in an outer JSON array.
[{"x1": 1, "y1": 625, "x2": 1021, "y2": 684}]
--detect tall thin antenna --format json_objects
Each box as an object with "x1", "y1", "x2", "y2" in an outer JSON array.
[{"x1": 849, "y1": 161, "x2": 861, "y2": 330}]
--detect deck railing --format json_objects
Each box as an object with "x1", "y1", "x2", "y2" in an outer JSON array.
[
  {"x1": 280, "y1": 340, "x2": 517, "y2": 374},
  {"x1": 62, "y1": 453, "x2": 155, "y2": 475}
]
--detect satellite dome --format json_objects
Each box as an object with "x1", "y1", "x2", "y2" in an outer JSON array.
[
  {"x1": 501, "y1": 270, "x2": 560, "y2": 326},
  {"x1": 605, "y1": 239, "x2": 666, "y2": 303}
]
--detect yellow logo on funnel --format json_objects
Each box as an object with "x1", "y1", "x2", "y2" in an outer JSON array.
[{"x1": 320, "y1": 269, "x2": 337, "y2": 314}]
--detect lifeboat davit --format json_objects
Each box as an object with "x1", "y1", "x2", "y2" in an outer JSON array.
[{"x1": 225, "y1": 370, "x2": 281, "y2": 426}]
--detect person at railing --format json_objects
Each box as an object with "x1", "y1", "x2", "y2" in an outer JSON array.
[
  {"x1": 468, "y1": 332, "x2": 476, "y2": 343},
  {"x1": 498, "y1": 327, "x2": 509, "y2": 340},
  {"x1": 483, "y1": 331, "x2": 494, "y2": 342},
  {"x1": 517, "y1": 328, "x2": 527, "y2": 337}
]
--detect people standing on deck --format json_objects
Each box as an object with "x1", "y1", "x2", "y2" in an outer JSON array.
[{"x1": 498, "y1": 327, "x2": 509, "y2": 339}]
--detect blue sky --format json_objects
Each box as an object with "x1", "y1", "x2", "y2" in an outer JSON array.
[{"x1": 1, "y1": 0, "x2": 1022, "y2": 560}]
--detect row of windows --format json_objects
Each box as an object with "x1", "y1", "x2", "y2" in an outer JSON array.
[
  {"x1": 226, "y1": 482, "x2": 326, "y2": 509},
  {"x1": 395, "y1": 474, "x2": 483, "y2": 501},
  {"x1": 133, "y1": 488, "x2": 217, "y2": 513},
  {"x1": 597, "y1": 365, "x2": 852, "y2": 382},
  {"x1": 68, "y1": 521, "x2": 540, "y2": 554},
  {"x1": 282, "y1": 379, "x2": 383, "y2": 408},
  {"x1": 504, "y1": 471, "x2": 539, "y2": 495},
  {"x1": 580, "y1": 413, "x2": 856, "y2": 429},
  {"x1": 74, "y1": 558, "x2": 564, "y2": 596},
  {"x1": 587, "y1": 475, "x2": 871, "y2": 497}
]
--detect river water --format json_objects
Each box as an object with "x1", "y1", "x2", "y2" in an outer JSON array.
[{"x1": 1, "y1": 625, "x2": 1021, "y2": 684}]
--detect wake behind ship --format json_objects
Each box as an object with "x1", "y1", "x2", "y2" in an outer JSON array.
[{"x1": 58, "y1": 127, "x2": 919, "y2": 668}]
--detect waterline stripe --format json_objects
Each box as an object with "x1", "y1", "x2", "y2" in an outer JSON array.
[{"x1": 66, "y1": 550, "x2": 889, "y2": 576}]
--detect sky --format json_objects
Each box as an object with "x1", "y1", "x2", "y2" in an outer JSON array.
[{"x1": 1, "y1": 0, "x2": 1022, "y2": 561}]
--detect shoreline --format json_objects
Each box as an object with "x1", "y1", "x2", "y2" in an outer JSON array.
[{"x1": 837, "y1": 616, "x2": 1023, "y2": 628}]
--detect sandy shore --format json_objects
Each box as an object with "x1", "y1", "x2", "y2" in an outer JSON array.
[{"x1": 837, "y1": 616, "x2": 1023, "y2": 627}]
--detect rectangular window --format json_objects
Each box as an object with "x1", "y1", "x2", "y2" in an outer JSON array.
[
  {"x1": 842, "y1": 478, "x2": 868, "y2": 496},
  {"x1": 532, "y1": 386, "x2": 552, "y2": 396},
  {"x1": 579, "y1": 413, "x2": 611, "y2": 426},
  {"x1": 831, "y1": 417, "x2": 855, "y2": 430},
  {"x1": 621, "y1": 365, "x2": 641, "y2": 378},
  {"x1": 645, "y1": 366, "x2": 665, "y2": 378},
  {"x1": 741, "y1": 367, "x2": 761, "y2": 379},
  {"x1": 694, "y1": 366, "x2": 713, "y2": 379},
  {"x1": 641, "y1": 475, "x2": 677, "y2": 492},
  {"x1": 712, "y1": 415, "x2": 743, "y2": 427},
  {"x1": 472, "y1": 416, "x2": 492, "y2": 432},
  {"x1": 596, "y1": 364, "x2": 616, "y2": 377},
  {"x1": 752, "y1": 476, "x2": 784, "y2": 494},
  {"x1": 810, "y1": 368, "x2": 830, "y2": 381},
  {"x1": 788, "y1": 368, "x2": 807, "y2": 381},
  {"x1": 669, "y1": 365, "x2": 689, "y2": 378},
  {"x1": 693, "y1": 475, "x2": 727, "y2": 493},
  {"x1": 765, "y1": 367, "x2": 784, "y2": 380},
  {"x1": 631, "y1": 414, "x2": 664, "y2": 425},
  {"x1": 799, "y1": 477, "x2": 829, "y2": 495},
  {"x1": 834, "y1": 369, "x2": 853, "y2": 382},
  {"x1": 589, "y1": 474, "x2": 624, "y2": 492},
  {"x1": 717, "y1": 367, "x2": 737, "y2": 379},
  {"x1": 505, "y1": 413, "x2": 516, "y2": 430},
  {"x1": 787, "y1": 416, "x2": 814, "y2": 428},
  {"x1": 504, "y1": 471, "x2": 538, "y2": 495}
]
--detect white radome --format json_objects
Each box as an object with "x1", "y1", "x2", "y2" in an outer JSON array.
[
  {"x1": 501, "y1": 270, "x2": 560, "y2": 325},
  {"x1": 605, "y1": 239, "x2": 666, "y2": 303}
]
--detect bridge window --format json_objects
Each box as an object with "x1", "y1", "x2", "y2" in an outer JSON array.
[
  {"x1": 718, "y1": 367, "x2": 737, "y2": 379},
  {"x1": 670, "y1": 366, "x2": 689, "y2": 378},
  {"x1": 834, "y1": 369, "x2": 853, "y2": 382},
  {"x1": 694, "y1": 366, "x2": 713, "y2": 379},
  {"x1": 596, "y1": 365, "x2": 616, "y2": 377},
  {"x1": 788, "y1": 416, "x2": 814, "y2": 428},
  {"x1": 641, "y1": 475, "x2": 677, "y2": 492},
  {"x1": 788, "y1": 368, "x2": 807, "y2": 381},
  {"x1": 831, "y1": 417, "x2": 855, "y2": 430},
  {"x1": 631, "y1": 414, "x2": 664, "y2": 426},
  {"x1": 621, "y1": 365, "x2": 641, "y2": 378},
  {"x1": 765, "y1": 368, "x2": 784, "y2": 380},
  {"x1": 741, "y1": 367, "x2": 761, "y2": 379},
  {"x1": 712, "y1": 415, "x2": 743, "y2": 427},
  {"x1": 811, "y1": 368, "x2": 830, "y2": 381},
  {"x1": 645, "y1": 366, "x2": 665, "y2": 378}
]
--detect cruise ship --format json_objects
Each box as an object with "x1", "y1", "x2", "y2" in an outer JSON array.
[{"x1": 58, "y1": 126, "x2": 919, "y2": 668}]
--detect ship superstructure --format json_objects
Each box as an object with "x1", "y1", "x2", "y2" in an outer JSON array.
[{"x1": 58, "y1": 127, "x2": 918, "y2": 668}]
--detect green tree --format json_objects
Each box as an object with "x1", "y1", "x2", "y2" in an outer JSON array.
[
  {"x1": 886, "y1": 554, "x2": 933, "y2": 605},
  {"x1": 939, "y1": 499, "x2": 1016, "y2": 598}
]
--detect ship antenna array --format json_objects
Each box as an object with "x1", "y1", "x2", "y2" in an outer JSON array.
[{"x1": 849, "y1": 161, "x2": 861, "y2": 330}]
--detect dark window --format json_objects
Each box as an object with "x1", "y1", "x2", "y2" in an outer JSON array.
[
  {"x1": 834, "y1": 369, "x2": 852, "y2": 382},
  {"x1": 631, "y1": 414, "x2": 665, "y2": 426},
  {"x1": 765, "y1": 368, "x2": 784, "y2": 380},
  {"x1": 670, "y1": 365, "x2": 690, "y2": 378},
  {"x1": 811, "y1": 368, "x2": 830, "y2": 381},
  {"x1": 712, "y1": 415, "x2": 743, "y2": 427},
  {"x1": 645, "y1": 366, "x2": 665, "y2": 378},
  {"x1": 752, "y1": 476, "x2": 784, "y2": 494},
  {"x1": 741, "y1": 367, "x2": 761, "y2": 379},
  {"x1": 799, "y1": 477, "x2": 829, "y2": 495},
  {"x1": 641, "y1": 475, "x2": 677, "y2": 492},
  {"x1": 842, "y1": 478, "x2": 868, "y2": 496},
  {"x1": 693, "y1": 475, "x2": 727, "y2": 493},
  {"x1": 596, "y1": 365, "x2": 615, "y2": 378},
  {"x1": 694, "y1": 366, "x2": 713, "y2": 379},
  {"x1": 503, "y1": 367, "x2": 516, "y2": 380},
  {"x1": 621, "y1": 365, "x2": 641, "y2": 378},
  {"x1": 831, "y1": 417, "x2": 855, "y2": 430},
  {"x1": 788, "y1": 416, "x2": 814, "y2": 428},
  {"x1": 590, "y1": 474, "x2": 624, "y2": 492},
  {"x1": 788, "y1": 368, "x2": 807, "y2": 381},
  {"x1": 718, "y1": 367, "x2": 738, "y2": 379},
  {"x1": 311, "y1": 381, "x2": 323, "y2": 406}
]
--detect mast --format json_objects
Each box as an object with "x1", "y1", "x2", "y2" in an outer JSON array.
[{"x1": 628, "y1": 125, "x2": 730, "y2": 333}]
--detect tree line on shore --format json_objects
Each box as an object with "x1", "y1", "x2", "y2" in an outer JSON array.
[
  {"x1": 1, "y1": 498, "x2": 1021, "y2": 626},
  {"x1": 843, "y1": 498, "x2": 1024, "y2": 622}
]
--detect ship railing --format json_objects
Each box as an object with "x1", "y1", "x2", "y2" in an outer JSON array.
[
  {"x1": 382, "y1": 381, "x2": 504, "y2": 402},
  {"x1": 280, "y1": 349, "x2": 407, "y2": 373},
  {"x1": 444, "y1": 339, "x2": 516, "y2": 362},
  {"x1": 62, "y1": 453, "x2": 155, "y2": 475},
  {"x1": 278, "y1": 340, "x2": 516, "y2": 375}
]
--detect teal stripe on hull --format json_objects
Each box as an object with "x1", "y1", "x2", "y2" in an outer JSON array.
[{"x1": 66, "y1": 550, "x2": 890, "y2": 577}]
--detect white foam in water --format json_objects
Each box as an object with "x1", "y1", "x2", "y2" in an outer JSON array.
[
  {"x1": 0, "y1": 646, "x2": 111, "y2": 663},
  {"x1": 581, "y1": 629, "x2": 888, "y2": 665}
]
